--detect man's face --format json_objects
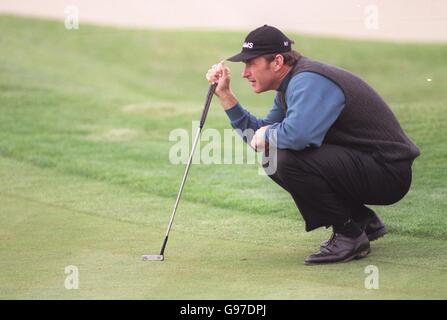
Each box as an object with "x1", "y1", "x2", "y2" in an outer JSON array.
[{"x1": 242, "y1": 56, "x2": 276, "y2": 93}]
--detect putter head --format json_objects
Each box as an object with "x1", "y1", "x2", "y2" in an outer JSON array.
[{"x1": 142, "y1": 254, "x2": 164, "y2": 261}]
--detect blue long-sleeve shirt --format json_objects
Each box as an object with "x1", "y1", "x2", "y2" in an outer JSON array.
[{"x1": 225, "y1": 71, "x2": 346, "y2": 150}]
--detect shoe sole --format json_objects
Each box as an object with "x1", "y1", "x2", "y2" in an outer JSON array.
[
  {"x1": 343, "y1": 243, "x2": 371, "y2": 262},
  {"x1": 305, "y1": 244, "x2": 371, "y2": 265},
  {"x1": 353, "y1": 248, "x2": 371, "y2": 260}
]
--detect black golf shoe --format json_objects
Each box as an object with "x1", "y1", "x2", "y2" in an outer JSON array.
[
  {"x1": 305, "y1": 231, "x2": 370, "y2": 265},
  {"x1": 363, "y1": 212, "x2": 387, "y2": 241},
  {"x1": 320, "y1": 211, "x2": 387, "y2": 249}
]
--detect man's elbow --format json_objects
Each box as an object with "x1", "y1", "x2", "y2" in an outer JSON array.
[{"x1": 287, "y1": 136, "x2": 321, "y2": 151}]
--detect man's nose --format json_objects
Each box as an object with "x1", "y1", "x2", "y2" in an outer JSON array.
[{"x1": 242, "y1": 66, "x2": 250, "y2": 78}]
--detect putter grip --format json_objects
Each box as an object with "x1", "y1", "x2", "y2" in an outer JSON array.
[{"x1": 199, "y1": 83, "x2": 217, "y2": 129}]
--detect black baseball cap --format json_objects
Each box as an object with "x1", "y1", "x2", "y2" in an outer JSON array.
[{"x1": 227, "y1": 25, "x2": 294, "y2": 62}]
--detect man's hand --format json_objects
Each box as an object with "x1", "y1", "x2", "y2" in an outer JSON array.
[
  {"x1": 206, "y1": 61, "x2": 238, "y2": 110},
  {"x1": 250, "y1": 125, "x2": 270, "y2": 152}
]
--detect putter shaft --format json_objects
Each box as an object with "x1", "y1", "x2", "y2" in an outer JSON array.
[{"x1": 143, "y1": 83, "x2": 217, "y2": 261}]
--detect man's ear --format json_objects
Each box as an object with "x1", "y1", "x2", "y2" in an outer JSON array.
[{"x1": 274, "y1": 54, "x2": 284, "y2": 71}]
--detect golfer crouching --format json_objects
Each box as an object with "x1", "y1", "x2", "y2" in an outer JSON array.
[{"x1": 206, "y1": 25, "x2": 420, "y2": 265}]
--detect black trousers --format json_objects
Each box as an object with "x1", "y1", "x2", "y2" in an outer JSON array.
[{"x1": 263, "y1": 144, "x2": 413, "y2": 231}]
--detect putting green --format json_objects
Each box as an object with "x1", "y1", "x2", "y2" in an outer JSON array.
[{"x1": 1, "y1": 157, "x2": 446, "y2": 299}]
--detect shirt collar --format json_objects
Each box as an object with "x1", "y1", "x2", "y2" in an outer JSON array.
[{"x1": 276, "y1": 66, "x2": 295, "y2": 93}]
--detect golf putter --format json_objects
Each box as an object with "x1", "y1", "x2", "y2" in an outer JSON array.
[{"x1": 142, "y1": 83, "x2": 218, "y2": 261}]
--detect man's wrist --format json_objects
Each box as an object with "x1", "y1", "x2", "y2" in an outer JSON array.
[{"x1": 218, "y1": 91, "x2": 238, "y2": 110}]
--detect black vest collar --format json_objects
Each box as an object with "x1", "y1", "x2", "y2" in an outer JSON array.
[{"x1": 276, "y1": 55, "x2": 303, "y2": 93}]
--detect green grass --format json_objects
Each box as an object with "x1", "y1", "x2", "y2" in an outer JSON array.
[{"x1": 0, "y1": 15, "x2": 446, "y2": 299}]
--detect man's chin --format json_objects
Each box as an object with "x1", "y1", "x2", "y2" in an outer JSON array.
[{"x1": 251, "y1": 86, "x2": 264, "y2": 94}]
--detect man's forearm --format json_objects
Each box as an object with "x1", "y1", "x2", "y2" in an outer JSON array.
[{"x1": 217, "y1": 91, "x2": 238, "y2": 110}]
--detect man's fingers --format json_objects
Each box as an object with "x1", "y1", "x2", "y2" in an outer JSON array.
[
  {"x1": 250, "y1": 137, "x2": 257, "y2": 151},
  {"x1": 206, "y1": 60, "x2": 230, "y2": 86},
  {"x1": 206, "y1": 70, "x2": 214, "y2": 83},
  {"x1": 206, "y1": 67, "x2": 222, "y2": 84},
  {"x1": 222, "y1": 65, "x2": 229, "y2": 78},
  {"x1": 216, "y1": 60, "x2": 225, "y2": 69}
]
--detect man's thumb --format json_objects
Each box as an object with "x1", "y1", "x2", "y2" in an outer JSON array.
[{"x1": 221, "y1": 62, "x2": 229, "y2": 78}]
